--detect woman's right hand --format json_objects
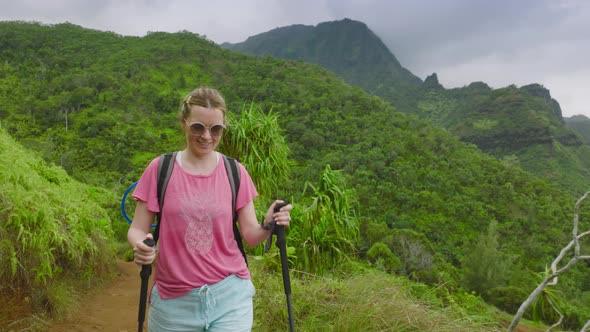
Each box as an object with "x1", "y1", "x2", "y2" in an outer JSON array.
[{"x1": 133, "y1": 233, "x2": 156, "y2": 265}]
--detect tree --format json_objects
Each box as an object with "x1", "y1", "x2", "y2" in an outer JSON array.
[
  {"x1": 50, "y1": 87, "x2": 93, "y2": 130},
  {"x1": 366, "y1": 242, "x2": 401, "y2": 273},
  {"x1": 461, "y1": 220, "x2": 512, "y2": 295}
]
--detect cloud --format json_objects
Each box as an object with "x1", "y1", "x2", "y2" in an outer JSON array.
[{"x1": 349, "y1": 0, "x2": 590, "y2": 115}]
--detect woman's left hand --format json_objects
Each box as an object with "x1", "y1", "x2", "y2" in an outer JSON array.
[{"x1": 266, "y1": 200, "x2": 293, "y2": 228}]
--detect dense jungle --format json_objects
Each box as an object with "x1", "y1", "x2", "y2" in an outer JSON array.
[{"x1": 1, "y1": 20, "x2": 589, "y2": 331}]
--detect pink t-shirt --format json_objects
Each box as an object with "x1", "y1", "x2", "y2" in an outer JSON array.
[{"x1": 132, "y1": 153, "x2": 258, "y2": 299}]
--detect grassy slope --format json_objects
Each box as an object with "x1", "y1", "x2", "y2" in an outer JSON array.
[
  {"x1": 251, "y1": 258, "x2": 546, "y2": 332},
  {"x1": 0, "y1": 124, "x2": 505, "y2": 332},
  {"x1": 0, "y1": 127, "x2": 117, "y2": 327}
]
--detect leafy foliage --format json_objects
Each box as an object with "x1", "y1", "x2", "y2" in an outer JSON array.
[
  {"x1": 415, "y1": 83, "x2": 590, "y2": 195},
  {"x1": 366, "y1": 242, "x2": 401, "y2": 273},
  {"x1": 219, "y1": 102, "x2": 292, "y2": 197},
  {"x1": 462, "y1": 220, "x2": 513, "y2": 295},
  {"x1": 0, "y1": 127, "x2": 116, "y2": 316},
  {"x1": 565, "y1": 115, "x2": 590, "y2": 145},
  {"x1": 225, "y1": 19, "x2": 590, "y2": 197},
  {"x1": 288, "y1": 165, "x2": 360, "y2": 274},
  {"x1": 1, "y1": 21, "x2": 589, "y2": 329}
]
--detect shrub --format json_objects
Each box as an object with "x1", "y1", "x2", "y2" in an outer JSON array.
[
  {"x1": 366, "y1": 242, "x2": 401, "y2": 273},
  {"x1": 484, "y1": 286, "x2": 528, "y2": 314}
]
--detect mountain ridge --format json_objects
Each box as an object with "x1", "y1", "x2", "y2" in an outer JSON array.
[
  {"x1": 223, "y1": 18, "x2": 422, "y2": 113},
  {"x1": 224, "y1": 18, "x2": 590, "y2": 195}
]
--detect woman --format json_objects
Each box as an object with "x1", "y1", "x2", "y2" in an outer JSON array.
[{"x1": 128, "y1": 87, "x2": 292, "y2": 331}]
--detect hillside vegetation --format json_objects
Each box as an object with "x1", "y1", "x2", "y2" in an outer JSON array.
[
  {"x1": 417, "y1": 82, "x2": 590, "y2": 195},
  {"x1": 566, "y1": 115, "x2": 590, "y2": 145},
  {"x1": 0, "y1": 127, "x2": 117, "y2": 326},
  {"x1": 223, "y1": 18, "x2": 422, "y2": 114},
  {"x1": 1, "y1": 21, "x2": 589, "y2": 330},
  {"x1": 225, "y1": 18, "x2": 590, "y2": 196}
]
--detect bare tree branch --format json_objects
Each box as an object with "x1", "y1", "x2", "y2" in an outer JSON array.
[
  {"x1": 507, "y1": 192, "x2": 590, "y2": 332},
  {"x1": 545, "y1": 293, "x2": 563, "y2": 332}
]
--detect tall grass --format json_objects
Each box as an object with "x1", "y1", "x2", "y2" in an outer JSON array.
[
  {"x1": 220, "y1": 102, "x2": 293, "y2": 197},
  {"x1": 251, "y1": 259, "x2": 501, "y2": 331},
  {"x1": 0, "y1": 128, "x2": 117, "y2": 321},
  {"x1": 288, "y1": 165, "x2": 360, "y2": 275}
]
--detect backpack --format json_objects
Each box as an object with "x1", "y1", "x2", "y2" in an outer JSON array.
[{"x1": 153, "y1": 152, "x2": 248, "y2": 264}]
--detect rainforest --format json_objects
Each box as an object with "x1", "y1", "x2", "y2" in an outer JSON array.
[{"x1": 1, "y1": 21, "x2": 589, "y2": 331}]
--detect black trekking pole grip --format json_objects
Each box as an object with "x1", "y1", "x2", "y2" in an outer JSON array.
[{"x1": 138, "y1": 238, "x2": 155, "y2": 332}]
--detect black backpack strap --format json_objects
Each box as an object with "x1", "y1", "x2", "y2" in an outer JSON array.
[
  {"x1": 154, "y1": 152, "x2": 177, "y2": 243},
  {"x1": 222, "y1": 154, "x2": 246, "y2": 264}
]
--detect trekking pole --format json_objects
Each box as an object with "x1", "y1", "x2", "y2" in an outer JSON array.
[
  {"x1": 264, "y1": 203, "x2": 295, "y2": 332},
  {"x1": 275, "y1": 224, "x2": 295, "y2": 332},
  {"x1": 138, "y1": 238, "x2": 155, "y2": 332}
]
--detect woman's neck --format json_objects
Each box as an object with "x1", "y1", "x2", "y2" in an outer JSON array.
[{"x1": 180, "y1": 150, "x2": 218, "y2": 174}]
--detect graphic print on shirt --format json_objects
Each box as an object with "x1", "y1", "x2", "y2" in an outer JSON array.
[{"x1": 179, "y1": 190, "x2": 221, "y2": 256}]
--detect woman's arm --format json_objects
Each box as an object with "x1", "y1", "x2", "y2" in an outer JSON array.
[
  {"x1": 127, "y1": 201, "x2": 157, "y2": 265},
  {"x1": 238, "y1": 200, "x2": 292, "y2": 247}
]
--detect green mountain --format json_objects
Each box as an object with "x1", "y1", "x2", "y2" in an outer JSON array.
[
  {"x1": 1, "y1": 21, "x2": 589, "y2": 329},
  {"x1": 224, "y1": 18, "x2": 590, "y2": 196},
  {"x1": 418, "y1": 81, "x2": 590, "y2": 195},
  {"x1": 565, "y1": 114, "x2": 590, "y2": 145},
  {"x1": 222, "y1": 18, "x2": 422, "y2": 113}
]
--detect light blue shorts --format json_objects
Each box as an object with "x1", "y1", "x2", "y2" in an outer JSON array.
[{"x1": 148, "y1": 274, "x2": 255, "y2": 332}]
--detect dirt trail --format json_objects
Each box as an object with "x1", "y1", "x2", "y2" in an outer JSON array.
[{"x1": 47, "y1": 261, "x2": 148, "y2": 332}]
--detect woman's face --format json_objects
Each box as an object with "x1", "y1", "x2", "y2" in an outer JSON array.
[{"x1": 183, "y1": 105, "x2": 225, "y2": 157}]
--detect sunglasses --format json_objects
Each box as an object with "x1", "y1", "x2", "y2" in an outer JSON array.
[{"x1": 185, "y1": 120, "x2": 226, "y2": 137}]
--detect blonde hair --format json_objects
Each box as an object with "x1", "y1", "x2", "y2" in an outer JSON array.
[{"x1": 179, "y1": 87, "x2": 227, "y2": 124}]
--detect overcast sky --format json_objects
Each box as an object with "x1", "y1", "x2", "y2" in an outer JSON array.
[{"x1": 1, "y1": 0, "x2": 588, "y2": 117}]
